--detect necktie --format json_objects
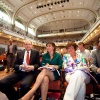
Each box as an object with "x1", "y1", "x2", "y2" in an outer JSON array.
[{"x1": 26, "y1": 51, "x2": 30, "y2": 65}]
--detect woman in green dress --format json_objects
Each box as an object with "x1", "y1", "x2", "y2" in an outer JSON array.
[{"x1": 21, "y1": 42, "x2": 63, "y2": 100}]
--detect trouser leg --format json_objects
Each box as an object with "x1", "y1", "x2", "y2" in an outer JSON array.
[
  {"x1": 63, "y1": 70, "x2": 90, "y2": 100},
  {"x1": 0, "y1": 84, "x2": 19, "y2": 100},
  {"x1": 10, "y1": 54, "x2": 15, "y2": 69},
  {"x1": 95, "y1": 73, "x2": 100, "y2": 84},
  {"x1": 75, "y1": 82, "x2": 85, "y2": 100},
  {"x1": 6, "y1": 54, "x2": 11, "y2": 72},
  {"x1": 0, "y1": 73, "x2": 20, "y2": 100},
  {"x1": 19, "y1": 74, "x2": 34, "y2": 98}
]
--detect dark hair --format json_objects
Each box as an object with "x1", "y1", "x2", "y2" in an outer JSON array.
[
  {"x1": 66, "y1": 42, "x2": 77, "y2": 51},
  {"x1": 46, "y1": 42, "x2": 56, "y2": 52},
  {"x1": 97, "y1": 37, "x2": 100, "y2": 44},
  {"x1": 78, "y1": 42, "x2": 85, "y2": 47}
]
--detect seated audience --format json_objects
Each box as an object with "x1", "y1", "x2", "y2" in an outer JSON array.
[
  {"x1": 63, "y1": 42, "x2": 90, "y2": 100},
  {"x1": 21, "y1": 42, "x2": 63, "y2": 100},
  {"x1": 90, "y1": 37, "x2": 100, "y2": 84},
  {"x1": 0, "y1": 40, "x2": 40, "y2": 100},
  {"x1": 91, "y1": 41, "x2": 99, "y2": 53},
  {"x1": 77, "y1": 42, "x2": 91, "y2": 66}
]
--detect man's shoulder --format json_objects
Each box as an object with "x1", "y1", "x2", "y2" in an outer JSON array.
[
  {"x1": 17, "y1": 49, "x2": 24, "y2": 54},
  {"x1": 84, "y1": 49, "x2": 91, "y2": 55},
  {"x1": 92, "y1": 49, "x2": 99, "y2": 54},
  {"x1": 31, "y1": 49, "x2": 39, "y2": 53},
  {"x1": 85, "y1": 49, "x2": 90, "y2": 52}
]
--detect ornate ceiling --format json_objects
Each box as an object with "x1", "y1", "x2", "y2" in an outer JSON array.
[{"x1": 0, "y1": 0, "x2": 100, "y2": 43}]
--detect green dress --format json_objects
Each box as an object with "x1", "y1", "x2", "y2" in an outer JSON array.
[{"x1": 41, "y1": 52, "x2": 63, "y2": 80}]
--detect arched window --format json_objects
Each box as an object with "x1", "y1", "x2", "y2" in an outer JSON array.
[
  {"x1": 0, "y1": 7, "x2": 11, "y2": 23},
  {"x1": 28, "y1": 27, "x2": 36, "y2": 36},
  {"x1": 15, "y1": 19, "x2": 25, "y2": 30}
]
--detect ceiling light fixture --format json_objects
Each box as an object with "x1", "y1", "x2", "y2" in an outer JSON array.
[{"x1": 36, "y1": 0, "x2": 69, "y2": 9}]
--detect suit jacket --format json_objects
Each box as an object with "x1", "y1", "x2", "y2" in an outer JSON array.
[
  {"x1": 7, "y1": 45, "x2": 17, "y2": 56},
  {"x1": 90, "y1": 49, "x2": 100, "y2": 72},
  {"x1": 14, "y1": 49, "x2": 40, "y2": 73}
]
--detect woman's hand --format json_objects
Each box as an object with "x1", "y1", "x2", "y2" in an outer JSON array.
[
  {"x1": 45, "y1": 63, "x2": 50, "y2": 67},
  {"x1": 83, "y1": 66, "x2": 90, "y2": 71},
  {"x1": 45, "y1": 63, "x2": 58, "y2": 69}
]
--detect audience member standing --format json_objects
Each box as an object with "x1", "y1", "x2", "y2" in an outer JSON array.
[{"x1": 6, "y1": 38, "x2": 17, "y2": 73}]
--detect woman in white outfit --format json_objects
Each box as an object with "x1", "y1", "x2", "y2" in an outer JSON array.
[{"x1": 63, "y1": 42, "x2": 90, "y2": 100}]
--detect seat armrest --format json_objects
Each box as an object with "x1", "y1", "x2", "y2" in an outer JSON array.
[{"x1": 60, "y1": 69, "x2": 66, "y2": 88}]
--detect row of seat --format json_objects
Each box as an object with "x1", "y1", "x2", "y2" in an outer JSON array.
[
  {"x1": 14, "y1": 69, "x2": 100, "y2": 100},
  {"x1": 0, "y1": 54, "x2": 99, "y2": 100}
]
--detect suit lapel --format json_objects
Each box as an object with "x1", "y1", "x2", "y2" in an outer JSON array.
[{"x1": 22, "y1": 50, "x2": 25, "y2": 61}]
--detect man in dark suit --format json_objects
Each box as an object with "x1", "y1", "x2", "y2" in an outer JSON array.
[
  {"x1": 6, "y1": 38, "x2": 17, "y2": 73},
  {"x1": 0, "y1": 40, "x2": 40, "y2": 100},
  {"x1": 90, "y1": 37, "x2": 100, "y2": 83}
]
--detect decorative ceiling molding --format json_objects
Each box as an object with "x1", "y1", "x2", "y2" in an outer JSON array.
[
  {"x1": 27, "y1": 8, "x2": 97, "y2": 29},
  {"x1": 12, "y1": 0, "x2": 98, "y2": 26},
  {"x1": 12, "y1": 0, "x2": 38, "y2": 24},
  {"x1": 36, "y1": 18, "x2": 90, "y2": 30}
]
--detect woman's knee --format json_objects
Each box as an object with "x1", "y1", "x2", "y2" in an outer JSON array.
[
  {"x1": 39, "y1": 69, "x2": 48, "y2": 78},
  {"x1": 74, "y1": 70, "x2": 83, "y2": 76},
  {"x1": 42, "y1": 69, "x2": 48, "y2": 74},
  {"x1": 73, "y1": 70, "x2": 89, "y2": 82},
  {"x1": 42, "y1": 76, "x2": 49, "y2": 84}
]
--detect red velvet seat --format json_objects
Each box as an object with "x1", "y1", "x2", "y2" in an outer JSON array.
[
  {"x1": 97, "y1": 85, "x2": 100, "y2": 92},
  {"x1": 49, "y1": 80, "x2": 61, "y2": 90},
  {"x1": 48, "y1": 79, "x2": 62, "y2": 100},
  {"x1": 47, "y1": 70, "x2": 63, "y2": 100},
  {"x1": 48, "y1": 92, "x2": 61, "y2": 100},
  {"x1": 86, "y1": 83, "x2": 93, "y2": 95},
  {"x1": 94, "y1": 84, "x2": 100, "y2": 99},
  {"x1": 14, "y1": 81, "x2": 21, "y2": 88}
]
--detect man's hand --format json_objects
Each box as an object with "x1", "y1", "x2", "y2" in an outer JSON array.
[
  {"x1": 20, "y1": 64, "x2": 26, "y2": 70},
  {"x1": 97, "y1": 68, "x2": 100, "y2": 74},
  {"x1": 20, "y1": 65, "x2": 34, "y2": 72},
  {"x1": 24, "y1": 65, "x2": 34, "y2": 72}
]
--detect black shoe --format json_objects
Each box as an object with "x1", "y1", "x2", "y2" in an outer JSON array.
[
  {"x1": 38, "y1": 97, "x2": 51, "y2": 100},
  {"x1": 47, "y1": 98, "x2": 55, "y2": 100},
  {"x1": 34, "y1": 94, "x2": 40, "y2": 100},
  {"x1": 39, "y1": 98, "x2": 42, "y2": 100}
]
